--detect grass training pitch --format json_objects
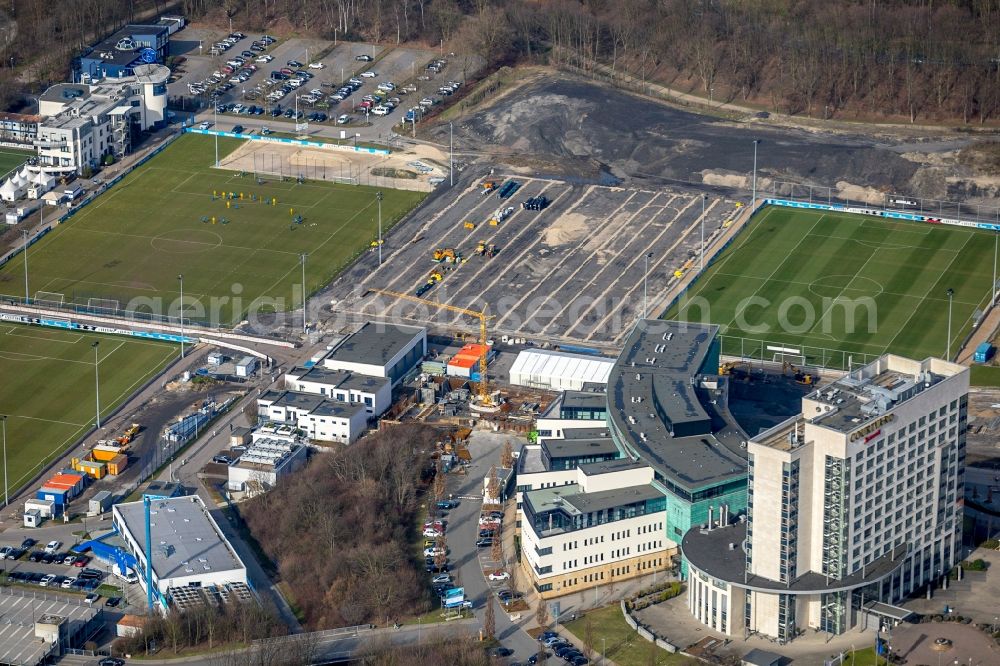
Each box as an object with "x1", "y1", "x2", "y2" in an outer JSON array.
[
  {"x1": 0, "y1": 147, "x2": 33, "y2": 179},
  {"x1": 666, "y1": 206, "x2": 996, "y2": 368},
  {"x1": 0, "y1": 323, "x2": 176, "y2": 494},
  {"x1": 0, "y1": 134, "x2": 425, "y2": 325}
]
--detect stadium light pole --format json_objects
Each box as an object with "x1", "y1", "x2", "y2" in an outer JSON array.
[
  {"x1": 752, "y1": 139, "x2": 760, "y2": 208},
  {"x1": 300, "y1": 253, "x2": 308, "y2": 334},
  {"x1": 449, "y1": 122, "x2": 454, "y2": 186},
  {"x1": 700, "y1": 194, "x2": 707, "y2": 272},
  {"x1": 993, "y1": 231, "x2": 998, "y2": 305},
  {"x1": 21, "y1": 228, "x2": 28, "y2": 303},
  {"x1": 177, "y1": 274, "x2": 185, "y2": 359},
  {"x1": 213, "y1": 104, "x2": 219, "y2": 167},
  {"x1": 1, "y1": 415, "x2": 7, "y2": 508},
  {"x1": 376, "y1": 191, "x2": 384, "y2": 265},
  {"x1": 643, "y1": 252, "x2": 653, "y2": 319},
  {"x1": 945, "y1": 288, "x2": 954, "y2": 361},
  {"x1": 92, "y1": 342, "x2": 101, "y2": 428}
]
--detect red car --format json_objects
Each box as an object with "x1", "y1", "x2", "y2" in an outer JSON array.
[{"x1": 72, "y1": 555, "x2": 90, "y2": 567}]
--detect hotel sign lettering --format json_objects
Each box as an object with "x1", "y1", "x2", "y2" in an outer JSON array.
[{"x1": 849, "y1": 414, "x2": 895, "y2": 442}]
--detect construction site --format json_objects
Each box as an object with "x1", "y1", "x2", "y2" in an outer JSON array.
[{"x1": 328, "y1": 175, "x2": 742, "y2": 350}]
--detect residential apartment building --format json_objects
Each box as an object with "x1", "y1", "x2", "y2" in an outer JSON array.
[
  {"x1": 682, "y1": 354, "x2": 968, "y2": 642},
  {"x1": 520, "y1": 460, "x2": 673, "y2": 599}
]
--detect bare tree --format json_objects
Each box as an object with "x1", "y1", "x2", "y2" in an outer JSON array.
[
  {"x1": 500, "y1": 440, "x2": 514, "y2": 469},
  {"x1": 486, "y1": 465, "x2": 501, "y2": 504},
  {"x1": 535, "y1": 597, "x2": 549, "y2": 629},
  {"x1": 244, "y1": 399, "x2": 259, "y2": 427},
  {"x1": 484, "y1": 597, "x2": 496, "y2": 640}
]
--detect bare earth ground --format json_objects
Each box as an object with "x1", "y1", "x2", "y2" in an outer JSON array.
[{"x1": 218, "y1": 139, "x2": 447, "y2": 192}]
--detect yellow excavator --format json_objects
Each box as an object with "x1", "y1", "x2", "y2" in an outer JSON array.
[
  {"x1": 783, "y1": 361, "x2": 815, "y2": 385},
  {"x1": 432, "y1": 248, "x2": 459, "y2": 263}
]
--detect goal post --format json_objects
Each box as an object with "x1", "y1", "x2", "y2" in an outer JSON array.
[
  {"x1": 86, "y1": 298, "x2": 121, "y2": 314},
  {"x1": 33, "y1": 291, "x2": 65, "y2": 307}
]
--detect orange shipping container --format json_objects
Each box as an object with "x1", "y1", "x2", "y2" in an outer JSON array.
[
  {"x1": 91, "y1": 444, "x2": 122, "y2": 462},
  {"x1": 106, "y1": 454, "x2": 128, "y2": 476},
  {"x1": 75, "y1": 459, "x2": 106, "y2": 480}
]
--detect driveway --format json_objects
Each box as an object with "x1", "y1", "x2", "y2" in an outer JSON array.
[{"x1": 446, "y1": 431, "x2": 540, "y2": 662}]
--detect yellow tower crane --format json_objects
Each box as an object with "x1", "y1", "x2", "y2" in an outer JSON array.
[{"x1": 368, "y1": 288, "x2": 494, "y2": 406}]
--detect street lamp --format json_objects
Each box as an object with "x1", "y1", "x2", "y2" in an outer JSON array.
[
  {"x1": 213, "y1": 105, "x2": 219, "y2": 167},
  {"x1": 177, "y1": 274, "x2": 185, "y2": 359},
  {"x1": 92, "y1": 342, "x2": 101, "y2": 428},
  {"x1": 1, "y1": 415, "x2": 7, "y2": 508},
  {"x1": 701, "y1": 194, "x2": 707, "y2": 272},
  {"x1": 945, "y1": 288, "x2": 954, "y2": 360},
  {"x1": 751, "y1": 139, "x2": 762, "y2": 210},
  {"x1": 449, "y1": 121, "x2": 454, "y2": 186},
  {"x1": 300, "y1": 253, "x2": 308, "y2": 334},
  {"x1": 643, "y1": 252, "x2": 654, "y2": 318},
  {"x1": 993, "y1": 231, "x2": 998, "y2": 305},
  {"x1": 376, "y1": 191, "x2": 384, "y2": 265}
]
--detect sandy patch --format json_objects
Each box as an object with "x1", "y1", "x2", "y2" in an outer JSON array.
[
  {"x1": 703, "y1": 172, "x2": 748, "y2": 189},
  {"x1": 544, "y1": 212, "x2": 588, "y2": 246},
  {"x1": 834, "y1": 181, "x2": 884, "y2": 205}
]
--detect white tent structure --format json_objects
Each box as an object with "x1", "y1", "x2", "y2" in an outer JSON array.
[
  {"x1": 508, "y1": 349, "x2": 616, "y2": 391},
  {"x1": 0, "y1": 177, "x2": 24, "y2": 202},
  {"x1": 26, "y1": 169, "x2": 56, "y2": 198}
]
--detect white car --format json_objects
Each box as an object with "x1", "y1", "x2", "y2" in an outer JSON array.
[
  {"x1": 360, "y1": 71, "x2": 377, "y2": 78},
  {"x1": 61, "y1": 577, "x2": 77, "y2": 589},
  {"x1": 337, "y1": 114, "x2": 350, "y2": 124},
  {"x1": 488, "y1": 571, "x2": 510, "y2": 581},
  {"x1": 39, "y1": 574, "x2": 56, "y2": 587},
  {"x1": 44, "y1": 540, "x2": 61, "y2": 554},
  {"x1": 308, "y1": 62, "x2": 325, "y2": 69},
  {"x1": 422, "y1": 529, "x2": 443, "y2": 538},
  {"x1": 423, "y1": 547, "x2": 446, "y2": 558},
  {"x1": 371, "y1": 105, "x2": 390, "y2": 116},
  {"x1": 432, "y1": 573, "x2": 452, "y2": 584},
  {"x1": 256, "y1": 54, "x2": 273, "y2": 63}
]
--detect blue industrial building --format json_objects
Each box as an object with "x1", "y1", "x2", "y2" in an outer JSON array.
[{"x1": 75, "y1": 24, "x2": 169, "y2": 82}]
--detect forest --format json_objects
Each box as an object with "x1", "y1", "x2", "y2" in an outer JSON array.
[
  {"x1": 241, "y1": 424, "x2": 438, "y2": 629},
  {"x1": 1, "y1": 0, "x2": 997, "y2": 123}
]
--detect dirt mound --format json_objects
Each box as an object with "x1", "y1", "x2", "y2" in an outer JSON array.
[{"x1": 440, "y1": 73, "x2": 988, "y2": 198}]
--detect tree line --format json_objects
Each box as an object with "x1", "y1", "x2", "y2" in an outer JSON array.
[
  {"x1": 1, "y1": 1, "x2": 996, "y2": 123},
  {"x1": 241, "y1": 424, "x2": 439, "y2": 629}
]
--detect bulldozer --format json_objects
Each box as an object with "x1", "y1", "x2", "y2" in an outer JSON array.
[
  {"x1": 428, "y1": 269, "x2": 443, "y2": 283},
  {"x1": 464, "y1": 221, "x2": 476, "y2": 230},
  {"x1": 481, "y1": 180, "x2": 497, "y2": 194},
  {"x1": 432, "y1": 248, "x2": 459, "y2": 263}
]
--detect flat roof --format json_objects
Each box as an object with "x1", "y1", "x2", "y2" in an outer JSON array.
[
  {"x1": 544, "y1": 436, "x2": 619, "y2": 460},
  {"x1": 325, "y1": 322, "x2": 424, "y2": 367},
  {"x1": 807, "y1": 357, "x2": 950, "y2": 433},
  {"x1": 524, "y1": 483, "x2": 662, "y2": 520},
  {"x1": 84, "y1": 24, "x2": 167, "y2": 68},
  {"x1": 681, "y1": 522, "x2": 907, "y2": 594},
  {"x1": 562, "y1": 391, "x2": 609, "y2": 411},
  {"x1": 115, "y1": 495, "x2": 245, "y2": 583},
  {"x1": 263, "y1": 390, "x2": 366, "y2": 419},
  {"x1": 0, "y1": 588, "x2": 99, "y2": 666},
  {"x1": 518, "y1": 446, "x2": 547, "y2": 474},
  {"x1": 578, "y1": 459, "x2": 645, "y2": 476},
  {"x1": 608, "y1": 320, "x2": 748, "y2": 491},
  {"x1": 290, "y1": 365, "x2": 389, "y2": 392}
]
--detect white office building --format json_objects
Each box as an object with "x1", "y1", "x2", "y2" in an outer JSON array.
[
  {"x1": 509, "y1": 349, "x2": 615, "y2": 391},
  {"x1": 113, "y1": 495, "x2": 248, "y2": 610},
  {"x1": 682, "y1": 354, "x2": 968, "y2": 642},
  {"x1": 35, "y1": 64, "x2": 169, "y2": 174},
  {"x1": 520, "y1": 460, "x2": 673, "y2": 599},
  {"x1": 257, "y1": 390, "x2": 369, "y2": 444},
  {"x1": 284, "y1": 365, "x2": 391, "y2": 415},
  {"x1": 227, "y1": 431, "x2": 308, "y2": 496},
  {"x1": 322, "y1": 322, "x2": 426, "y2": 387}
]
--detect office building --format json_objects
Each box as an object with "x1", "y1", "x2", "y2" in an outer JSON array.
[
  {"x1": 322, "y1": 322, "x2": 426, "y2": 387},
  {"x1": 75, "y1": 24, "x2": 170, "y2": 82},
  {"x1": 284, "y1": 365, "x2": 391, "y2": 415},
  {"x1": 682, "y1": 355, "x2": 968, "y2": 642},
  {"x1": 257, "y1": 390, "x2": 369, "y2": 444},
  {"x1": 113, "y1": 495, "x2": 248, "y2": 610},
  {"x1": 227, "y1": 430, "x2": 308, "y2": 496},
  {"x1": 36, "y1": 64, "x2": 169, "y2": 174}
]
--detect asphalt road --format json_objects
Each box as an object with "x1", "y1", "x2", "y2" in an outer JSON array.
[{"x1": 445, "y1": 432, "x2": 539, "y2": 662}]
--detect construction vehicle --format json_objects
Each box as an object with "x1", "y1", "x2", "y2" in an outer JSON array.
[
  {"x1": 369, "y1": 288, "x2": 494, "y2": 406},
  {"x1": 464, "y1": 221, "x2": 475, "y2": 230},
  {"x1": 522, "y1": 195, "x2": 549, "y2": 211},
  {"x1": 432, "y1": 248, "x2": 460, "y2": 263},
  {"x1": 474, "y1": 242, "x2": 497, "y2": 258},
  {"x1": 481, "y1": 180, "x2": 497, "y2": 194},
  {"x1": 782, "y1": 361, "x2": 814, "y2": 385},
  {"x1": 429, "y1": 269, "x2": 443, "y2": 283},
  {"x1": 116, "y1": 423, "x2": 140, "y2": 446}
]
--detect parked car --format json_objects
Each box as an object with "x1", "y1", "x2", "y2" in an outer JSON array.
[
  {"x1": 72, "y1": 555, "x2": 90, "y2": 567},
  {"x1": 360, "y1": 71, "x2": 377, "y2": 78},
  {"x1": 39, "y1": 574, "x2": 56, "y2": 587},
  {"x1": 213, "y1": 454, "x2": 233, "y2": 464},
  {"x1": 431, "y1": 573, "x2": 452, "y2": 584},
  {"x1": 62, "y1": 554, "x2": 77, "y2": 565},
  {"x1": 308, "y1": 62, "x2": 325, "y2": 69},
  {"x1": 488, "y1": 570, "x2": 510, "y2": 581},
  {"x1": 6, "y1": 547, "x2": 25, "y2": 560},
  {"x1": 84, "y1": 593, "x2": 100, "y2": 605},
  {"x1": 232, "y1": 125, "x2": 244, "y2": 134},
  {"x1": 44, "y1": 540, "x2": 61, "y2": 554},
  {"x1": 475, "y1": 538, "x2": 493, "y2": 548},
  {"x1": 287, "y1": 59, "x2": 303, "y2": 67},
  {"x1": 105, "y1": 596, "x2": 122, "y2": 607},
  {"x1": 355, "y1": 54, "x2": 373, "y2": 61}
]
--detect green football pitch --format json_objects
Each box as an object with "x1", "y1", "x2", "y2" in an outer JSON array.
[
  {"x1": 0, "y1": 134, "x2": 425, "y2": 325},
  {"x1": 0, "y1": 147, "x2": 33, "y2": 179},
  {"x1": 665, "y1": 206, "x2": 997, "y2": 368},
  {"x1": 0, "y1": 323, "x2": 175, "y2": 495}
]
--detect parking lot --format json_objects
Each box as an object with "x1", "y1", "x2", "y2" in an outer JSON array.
[
  {"x1": 171, "y1": 31, "x2": 472, "y2": 141},
  {"x1": 0, "y1": 538, "x2": 126, "y2": 606},
  {"x1": 330, "y1": 176, "x2": 741, "y2": 347}
]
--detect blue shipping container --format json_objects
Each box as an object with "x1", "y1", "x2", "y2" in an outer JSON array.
[
  {"x1": 974, "y1": 342, "x2": 995, "y2": 363},
  {"x1": 37, "y1": 487, "x2": 68, "y2": 505}
]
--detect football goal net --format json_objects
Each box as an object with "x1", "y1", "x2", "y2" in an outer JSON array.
[{"x1": 33, "y1": 291, "x2": 65, "y2": 307}]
